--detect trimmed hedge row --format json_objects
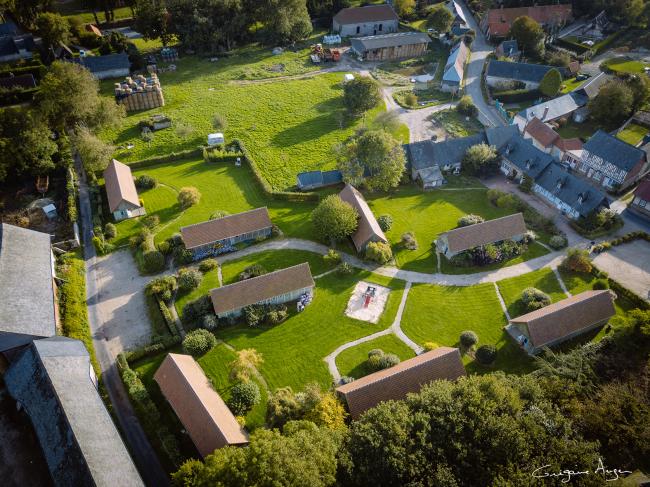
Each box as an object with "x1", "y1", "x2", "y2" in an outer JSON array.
[
  {"x1": 592, "y1": 266, "x2": 650, "y2": 311},
  {"x1": 158, "y1": 298, "x2": 180, "y2": 337},
  {"x1": 123, "y1": 334, "x2": 181, "y2": 363},
  {"x1": 491, "y1": 88, "x2": 541, "y2": 104},
  {"x1": 592, "y1": 231, "x2": 650, "y2": 253},
  {"x1": 569, "y1": 217, "x2": 624, "y2": 239},
  {"x1": 0, "y1": 87, "x2": 39, "y2": 106},
  {"x1": 127, "y1": 147, "x2": 204, "y2": 170},
  {"x1": 0, "y1": 63, "x2": 47, "y2": 79},
  {"x1": 554, "y1": 38, "x2": 591, "y2": 55}
]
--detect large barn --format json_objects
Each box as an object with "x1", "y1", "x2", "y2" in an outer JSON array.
[{"x1": 350, "y1": 32, "x2": 430, "y2": 62}]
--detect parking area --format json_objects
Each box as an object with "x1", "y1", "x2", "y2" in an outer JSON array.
[{"x1": 593, "y1": 240, "x2": 650, "y2": 301}]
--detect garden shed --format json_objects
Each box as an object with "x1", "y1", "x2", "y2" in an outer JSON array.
[
  {"x1": 103, "y1": 159, "x2": 145, "y2": 221},
  {"x1": 208, "y1": 133, "x2": 225, "y2": 146}
]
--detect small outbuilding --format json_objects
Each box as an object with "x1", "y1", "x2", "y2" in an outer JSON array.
[
  {"x1": 72, "y1": 52, "x2": 130, "y2": 80},
  {"x1": 103, "y1": 159, "x2": 145, "y2": 221},
  {"x1": 296, "y1": 169, "x2": 343, "y2": 190},
  {"x1": 441, "y1": 41, "x2": 469, "y2": 94},
  {"x1": 207, "y1": 133, "x2": 225, "y2": 146},
  {"x1": 350, "y1": 32, "x2": 430, "y2": 62},
  {"x1": 629, "y1": 179, "x2": 650, "y2": 220},
  {"x1": 339, "y1": 184, "x2": 388, "y2": 252}
]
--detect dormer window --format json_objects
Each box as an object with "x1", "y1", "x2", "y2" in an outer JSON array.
[{"x1": 525, "y1": 159, "x2": 531, "y2": 169}]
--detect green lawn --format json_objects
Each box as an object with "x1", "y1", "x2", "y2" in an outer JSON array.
[
  {"x1": 335, "y1": 334, "x2": 416, "y2": 379},
  {"x1": 617, "y1": 123, "x2": 648, "y2": 146},
  {"x1": 400, "y1": 282, "x2": 533, "y2": 374},
  {"x1": 366, "y1": 184, "x2": 518, "y2": 272},
  {"x1": 560, "y1": 76, "x2": 586, "y2": 94},
  {"x1": 496, "y1": 268, "x2": 567, "y2": 318},
  {"x1": 214, "y1": 270, "x2": 407, "y2": 392},
  {"x1": 430, "y1": 109, "x2": 484, "y2": 138},
  {"x1": 438, "y1": 241, "x2": 550, "y2": 275},
  {"x1": 556, "y1": 119, "x2": 603, "y2": 140},
  {"x1": 53, "y1": 0, "x2": 133, "y2": 23},
  {"x1": 603, "y1": 57, "x2": 650, "y2": 74}
]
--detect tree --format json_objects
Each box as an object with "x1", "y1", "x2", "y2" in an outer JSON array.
[
  {"x1": 228, "y1": 381, "x2": 261, "y2": 415},
  {"x1": 182, "y1": 329, "x2": 217, "y2": 356},
  {"x1": 462, "y1": 143, "x2": 498, "y2": 176},
  {"x1": 172, "y1": 423, "x2": 341, "y2": 487},
  {"x1": 588, "y1": 80, "x2": 634, "y2": 125},
  {"x1": 625, "y1": 73, "x2": 650, "y2": 112},
  {"x1": 72, "y1": 127, "x2": 115, "y2": 173},
  {"x1": 262, "y1": 0, "x2": 312, "y2": 44},
  {"x1": 311, "y1": 195, "x2": 359, "y2": 243},
  {"x1": 178, "y1": 187, "x2": 201, "y2": 208},
  {"x1": 338, "y1": 130, "x2": 406, "y2": 191},
  {"x1": 393, "y1": 0, "x2": 415, "y2": 18},
  {"x1": 475, "y1": 345, "x2": 497, "y2": 365},
  {"x1": 561, "y1": 248, "x2": 592, "y2": 273},
  {"x1": 229, "y1": 348, "x2": 263, "y2": 383},
  {"x1": 459, "y1": 330, "x2": 478, "y2": 349},
  {"x1": 343, "y1": 77, "x2": 381, "y2": 115},
  {"x1": 456, "y1": 95, "x2": 477, "y2": 116},
  {"x1": 134, "y1": 0, "x2": 173, "y2": 46},
  {"x1": 426, "y1": 3, "x2": 454, "y2": 33},
  {"x1": 36, "y1": 12, "x2": 70, "y2": 52},
  {"x1": 177, "y1": 268, "x2": 202, "y2": 291},
  {"x1": 509, "y1": 16, "x2": 545, "y2": 58},
  {"x1": 10, "y1": 0, "x2": 50, "y2": 26},
  {"x1": 539, "y1": 68, "x2": 562, "y2": 97},
  {"x1": 372, "y1": 110, "x2": 401, "y2": 133},
  {"x1": 520, "y1": 287, "x2": 551, "y2": 311}
]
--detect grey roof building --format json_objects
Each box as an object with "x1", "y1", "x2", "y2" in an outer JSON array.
[
  {"x1": 496, "y1": 39, "x2": 520, "y2": 59},
  {"x1": 501, "y1": 135, "x2": 554, "y2": 180},
  {"x1": 487, "y1": 61, "x2": 555, "y2": 83},
  {"x1": 0, "y1": 223, "x2": 57, "y2": 352},
  {"x1": 350, "y1": 32, "x2": 430, "y2": 61},
  {"x1": 4, "y1": 337, "x2": 143, "y2": 486},
  {"x1": 72, "y1": 53, "x2": 130, "y2": 80},
  {"x1": 296, "y1": 170, "x2": 343, "y2": 190},
  {"x1": 514, "y1": 92, "x2": 587, "y2": 130}
]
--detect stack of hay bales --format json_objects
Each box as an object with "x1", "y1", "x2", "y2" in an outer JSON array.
[{"x1": 114, "y1": 73, "x2": 164, "y2": 111}]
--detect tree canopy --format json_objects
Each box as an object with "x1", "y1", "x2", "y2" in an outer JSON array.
[
  {"x1": 35, "y1": 12, "x2": 70, "y2": 52},
  {"x1": 426, "y1": 3, "x2": 454, "y2": 33},
  {"x1": 343, "y1": 77, "x2": 381, "y2": 116},
  {"x1": 462, "y1": 143, "x2": 498, "y2": 176},
  {"x1": 588, "y1": 80, "x2": 634, "y2": 126},
  {"x1": 311, "y1": 195, "x2": 359, "y2": 243},
  {"x1": 509, "y1": 16, "x2": 545, "y2": 58},
  {"x1": 539, "y1": 68, "x2": 562, "y2": 97},
  {"x1": 134, "y1": 0, "x2": 173, "y2": 46}
]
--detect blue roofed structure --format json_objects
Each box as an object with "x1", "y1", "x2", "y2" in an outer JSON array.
[
  {"x1": 441, "y1": 41, "x2": 469, "y2": 93},
  {"x1": 72, "y1": 53, "x2": 130, "y2": 80},
  {"x1": 0, "y1": 21, "x2": 18, "y2": 36},
  {"x1": 500, "y1": 135, "x2": 554, "y2": 181},
  {"x1": 514, "y1": 92, "x2": 587, "y2": 130},
  {"x1": 296, "y1": 170, "x2": 343, "y2": 190},
  {"x1": 486, "y1": 61, "x2": 556, "y2": 88}
]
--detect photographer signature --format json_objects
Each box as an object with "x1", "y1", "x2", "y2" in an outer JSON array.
[{"x1": 532, "y1": 458, "x2": 632, "y2": 483}]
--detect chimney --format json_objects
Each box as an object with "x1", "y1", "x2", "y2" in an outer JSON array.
[{"x1": 542, "y1": 106, "x2": 550, "y2": 121}]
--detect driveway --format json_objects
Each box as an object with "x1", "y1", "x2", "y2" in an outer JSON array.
[{"x1": 593, "y1": 240, "x2": 650, "y2": 301}]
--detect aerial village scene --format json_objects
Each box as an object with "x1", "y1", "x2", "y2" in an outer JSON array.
[{"x1": 1, "y1": 0, "x2": 650, "y2": 485}]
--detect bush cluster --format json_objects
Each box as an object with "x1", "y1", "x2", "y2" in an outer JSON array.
[
  {"x1": 104, "y1": 223, "x2": 117, "y2": 240},
  {"x1": 182, "y1": 329, "x2": 217, "y2": 356},
  {"x1": 401, "y1": 232, "x2": 418, "y2": 250},
  {"x1": 458, "y1": 214, "x2": 484, "y2": 227},
  {"x1": 475, "y1": 344, "x2": 497, "y2": 365},
  {"x1": 549, "y1": 235, "x2": 568, "y2": 250},
  {"x1": 323, "y1": 249, "x2": 341, "y2": 267},
  {"x1": 244, "y1": 303, "x2": 288, "y2": 327},
  {"x1": 366, "y1": 241, "x2": 393, "y2": 264},
  {"x1": 178, "y1": 268, "x2": 203, "y2": 292},
  {"x1": 135, "y1": 174, "x2": 157, "y2": 189},
  {"x1": 228, "y1": 381, "x2": 261, "y2": 415},
  {"x1": 451, "y1": 239, "x2": 525, "y2": 267},
  {"x1": 199, "y1": 258, "x2": 218, "y2": 273},
  {"x1": 561, "y1": 248, "x2": 592, "y2": 274},
  {"x1": 460, "y1": 330, "x2": 478, "y2": 350},
  {"x1": 146, "y1": 275, "x2": 177, "y2": 299},
  {"x1": 521, "y1": 287, "x2": 551, "y2": 312},
  {"x1": 182, "y1": 295, "x2": 213, "y2": 325},
  {"x1": 377, "y1": 214, "x2": 393, "y2": 232},
  {"x1": 592, "y1": 231, "x2": 650, "y2": 253},
  {"x1": 178, "y1": 186, "x2": 201, "y2": 209},
  {"x1": 239, "y1": 264, "x2": 267, "y2": 281},
  {"x1": 367, "y1": 349, "x2": 401, "y2": 371},
  {"x1": 456, "y1": 95, "x2": 478, "y2": 116}
]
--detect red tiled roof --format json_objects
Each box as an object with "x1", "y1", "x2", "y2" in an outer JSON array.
[
  {"x1": 339, "y1": 184, "x2": 387, "y2": 252},
  {"x1": 555, "y1": 137, "x2": 583, "y2": 152},
  {"x1": 181, "y1": 208, "x2": 272, "y2": 249},
  {"x1": 511, "y1": 290, "x2": 615, "y2": 349},
  {"x1": 333, "y1": 5, "x2": 399, "y2": 25},
  {"x1": 634, "y1": 179, "x2": 650, "y2": 201},
  {"x1": 485, "y1": 5, "x2": 572, "y2": 37},
  {"x1": 154, "y1": 353, "x2": 248, "y2": 457},
  {"x1": 103, "y1": 159, "x2": 140, "y2": 213},
  {"x1": 336, "y1": 347, "x2": 466, "y2": 419},
  {"x1": 442, "y1": 213, "x2": 527, "y2": 254},
  {"x1": 525, "y1": 117, "x2": 559, "y2": 148}
]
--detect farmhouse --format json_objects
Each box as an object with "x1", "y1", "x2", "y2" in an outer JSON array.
[
  {"x1": 495, "y1": 39, "x2": 520, "y2": 60},
  {"x1": 209, "y1": 263, "x2": 315, "y2": 318},
  {"x1": 441, "y1": 41, "x2": 469, "y2": 94},
  {"x1": 154, "y1": 353, "x2": 249, "y2": 457},
  {"x1": 436, "y1": 213, "x2": 527, "y2": 258},
  {"x1": 532, "y1": 163, "x2": 610, "y2": 219},
  {"x1": 339, "y1": 184, "x2": 388, "y2": 252},
  {"x1": 523, "y1": 117, "x2": 583, "y2": 165},
  {"x1": 73, "y1": 52, "x2": 130, "y2": 79},
  {"x1": 336, "y1": 347, "x2": 466, "y2": 419},
  {"x1": 629, "y1": 179, "x2": 650, "y2": 220},
  {"x1": 332, "y1": 5, "x2": 399, "y2": 37},
  {"x1": 103, "y1": 159, "x2": 145, "y2": 221},
  {"x1": 578, "y1": 130, "x2": 648, "y2": 191},
  {"x1": 0, "y1": 223, "x2": 57, "y2": 353},
  {"x1": 296, "y1": 169, "x2": 343, "y2": 191},
  {"x1": 4, "y1": 337, "x2": 143, "y2": 486},
  {"x1": 506, "y1": 290, "x2": 616, "y2": 355},
  {"x1": 180, "y1": 207, "x2": 273, "y2": 260},
  {"x1": 350, "y1": 32, "x2": 430, "y2": 62},
  {"x1": 500, "y1": 134, "x2": 554, "y2": 183},
  {"x1": 480, "y1": 4, "x2": 573, "y2": 39},
  {"x1": 486, "y1": 61, "x2": 555, "y2": 90}
]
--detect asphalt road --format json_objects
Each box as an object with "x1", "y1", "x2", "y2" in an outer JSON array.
[{"x1": 75, "y1": 154, "x2": 169, "y2": 487}]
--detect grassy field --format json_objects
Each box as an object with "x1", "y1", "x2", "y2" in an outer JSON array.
[
  {"x1": 174, "y1": 267, "x2": 221, "y2": 319},
  {"x1": 603, "y1": 57, "x2": 650, "y2": 74},
  {"x1": 53, "y1": 0, "x2": 133, "y2": 23},
  {"x1": 496, "y1": 268, "x2": 566, "y2": 318},
  {"x1": 617, "y1": 123, "x2": 648, "y2": 146},
  {"x1": 400, "y1": 282, "x2": 533, "y2": 374},
  {"x1": 335, "y1": 334, "x2": 416, "y2": 379},
  {"x1": 439, "y1": 241, "x2": 550, "y2": 275},
  {"x1": 367, "y1": 184, "x2": 518, "y2": 272}
]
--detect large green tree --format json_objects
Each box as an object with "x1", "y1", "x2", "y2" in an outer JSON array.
[
  {"x1": 625, "y1": 73, "x2": 650, "y2": 112},
  {"x1": 72, "y1": 127, "x2": 115, "y2": 173},
  {"x1": 510, "y1": 15, "x2": 545, "y2": 58},
  {"x1": 462, "y1": 143, "x2": 498, "y2": 176},
  {"x1": 338, "y1": 130, "x2": 406, "y2": 191},
  {"x1": 311, "y1": 194, "x2": 358, "y2": 243},
  {"x1": 262, "y1": 0, "x2": 313, "y2": 44},
  {"x1": 539, "y1": 68, "x2": 562, "y2": 97},
  {"x1": 134, "y1": 0, "x2": 173, "y2": 46},
  {"x1": 35, "y1": 12, "x2": 70, "y2": 52},
  {"x1": 588, "y1": 80, "x2": 634, "y2": 126},
  {"x1": 343, "y1": 77, "x2": 381, "y2": 116},
  {"x1": 426, "y1": 3, "x2": 454, "y2": 33}
]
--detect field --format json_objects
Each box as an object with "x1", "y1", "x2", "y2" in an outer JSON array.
[
  {"x1": 53, "y1": 0, "x2": 133, "y2": 23},
  {"x1": 496, "y1": 268, "x2": 566, "y2": 318},
  {"x1": 603, "y1": 57, "x2": 650, "y2": 74},
  {"x1": 617, "y1": 123, "x2": 648, "y2": 146},
  {"x1": 336, "y1": 334, "x2": 416, "y2": 379},
  {"x1": 400, "y1": 282, "x2": 533, "y2": 374}
]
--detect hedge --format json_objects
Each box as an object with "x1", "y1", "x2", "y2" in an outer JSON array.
[
  {"x1": 491, "y1": 88, "x2": 541, "y2": 104},
  {"x1": 123, "y1": 334, "x2": 182, "y2": 363},
  {"x1": 554, "y1": 38, "x2": 591, "y2": 55},
  {"x1": 126, "y1": 147, "x2": 204, "y2": 170},
  {"x1": 0, "y1": 63, "x2": 47, "y2": 80},
  {"x1": 569, "y1": 217, "x2": 624, "y2": 239},
  {"x1": 158, "y1": 298, "x2": 179, "y2": 337},
  {"x1": 591, "y1": 265, "x2": 650, "y2": 311},
  {"x1": 592, "y1": 231, "x2": 650, "y2": 253}
]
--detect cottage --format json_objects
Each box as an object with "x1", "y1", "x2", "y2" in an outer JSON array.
[
  {"x1": 209, "y1": 263, "x2": 314, "y2": 318},
  {"x1": 0, "y1": 224, "x2": 57, "y2": 353},
  {"x1": 154, "y1": 354, "x2": 249, "y2": 457},
  {"x1": 514, "y1": 92, "x2": 586, "y2": 130},
  {"x1": 339, "y1": 184, "x2": 388, "y2": 252},
  {"x1": 296, "y1": 170, "x2": 343, "y2": 190},
  {"x1": 486, "y1": 61, "x2": 556, "y2": 90},
  {"x1": 480, "y1": 5, "x2": 573, "y2": 39},
  {"x1": 441, "y1": 41, "x2": 469, "y2": 94},
  {"x1": 495, "y1": 39, "x2": 521, "y2": 60},
  {"x1": 629, "y1": 180, "x2": 650, "y2": 220},
  {"x1": 532, "y1": 163, "x2": 609, "y2": 219},
  {"x1": 332, "y1": 5, "x2": 399, "y2": 37},
  {"x1": 506, "y1": 291, "x2": 615, "y2": 355},
  {"x1": 523, "y1": 117, "x2": 583, "y2": 165},
  {"x1": 180, "y1": 208, "x2": 273, "y2": 260},
  {"x1": 499, "y1": 135, "x2": 554, "y2": 183},
  {"x1": 436, "y1": 213, "x2": 527, "y2": 258},
  {"x1": 579, "y1": 130, "x2": 648, "y2": 191},
  {"x1": 5, "y1": 337, "x2": 143, "y2": 486},
  {"x1": 350, "y1": 32, "x2": 430, "y2": 62},
  {"x1": 73, "y1": 52, "x2": 130, "y2": 79},
  {"x1": 103, "y1": 159, "x2": 145, "y2": 221},
  {"x1": 336, "y1": 347, "x2": 466, "y2": 419}
]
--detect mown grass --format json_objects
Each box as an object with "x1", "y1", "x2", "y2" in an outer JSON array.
[
  {"x1": 56, "y1": 250, "x2": 100, "y2": 375},
  {"x1": 438, "y1": 241, "x2": 550, "y2": 275},
  {"x1": 560, "y1": 76, "x2": 586, "y2": 94},
  {"x1": 335, "y1": 334, "x2": 416, "y2": 379},
  {"x1": 53, "y1": 0, "x2": 133, "y2": 23},
  {"x1": 400, "y1": 282, "x2": 533, "y2": 374},
  {"x1": 617, "y1": 123, "x2": 648, "y2": 146},
  {"x1": 496, "y1": 268, "x2": 567, "y2": 318},
  {"x1": 603, "y1": 57, "x2": 650, "y2": 74}
]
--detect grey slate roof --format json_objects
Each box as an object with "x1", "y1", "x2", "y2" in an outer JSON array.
[
  {"x1": 74, "y1": 52, "x2": 130, "y2": 73},
  {"x1": 0, "y1": 21, "x2": 17, "y2": 36},
  {"x1": 408, "y1": 133, "x2": 486, "y2": 171},
  {"x1": 487, "y1": 61, "x2": 555, "y2": 83},
  {"x1": 350, "y1": 32, "x2": 430, "y2": 52},
  {"x1": 0, "y1": 223, "x2": 56, "y2": 340},
  {"x1": 5, "y1": 337, "x2": 143, "y2": 487},
  {"x1": 297, "y1": 170, "x2": 343, "y2": 189},
  {"x1": 583, "y1": 130, "x2": 646, "y2": 172},
  {"x1": 535, "y1": 163, "x2": 609, "y2": 217},
  {"x1": 518, "y1": 92, "x2": 587, "y2": 123},
  {"x1": 575, "y1": 72, "x2": 610, "y2": 99},
  {"x1": 485, "y1": 125, "x2": 520, "y2": 151},
  {"x1": 503, "y1": 135, "x2": 554, "y2": 179}
]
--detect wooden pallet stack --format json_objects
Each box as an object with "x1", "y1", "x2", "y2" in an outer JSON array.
[{"x1": 114, "y1": 74, "x2": 165, "y2": 111}]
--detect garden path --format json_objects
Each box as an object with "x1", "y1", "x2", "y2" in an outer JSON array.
[
  {"x1": 553, "y1": 267, "x2": 572, "y2": 297},
  {"x1": 493, "y1": 282, "x2": 511, "y2": 321}
]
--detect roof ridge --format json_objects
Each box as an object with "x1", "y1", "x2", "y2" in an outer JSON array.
[
  {"x1": 511, "y1": 290, "x2": 609, "y2": 322},
  {"x1": 180, "y1": 207, "x2": 269, "y2": 231}
]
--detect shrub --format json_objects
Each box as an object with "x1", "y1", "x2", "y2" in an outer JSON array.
[
  {"x1": 311, "y1": 195, "x2": 359, "y2": 243},
  {"x1": 323, "y1": 249, "x2": 341, "y2": 267},
  {"x1": 377, "y1": 214, "x2": 393, "y2": 232},
  {"x1": 401, "y1": 232, "x2": 418, "y2": 250},
  {"x1": 405, "y1": 92, "x2": 417, "y2": 107},
  {"x1": 475, "y1": 345, "x2": 497, "y2": 365},
  {"x1": 457, "y1": 95, "x2": 478, "y2": 116},
  {"x1": 199, "y1": 258, "x2": 218, "y2": 273},
  {"x1": 143, "y1": 250, "x2": 165, "y2": 273},
  {"x1": 539, "y1": 68, "x2": 562, "y2": 97},
  {"x1": 367, "y1": 349, "x2": 400, "y2": 371},
  {"x1": 173, "y1": 246, "x2": 194, "y2": 266},
  {"x1": 157, "y1": 241, "x2": 171, "y2": 255},
  {"x1": 182, "y1": 329, "x2": 217, "y2": 356},
  {"x1": 366, "y1": 241, "x2": 393, "y2": 264},
  {"x1": 104, "y1": 223, "x2": 117, "y2": 240},
  {"x1": 423, "y1": 341, "x2": 439, "y2": 351},
  {"x1": 146, "y1": 275, "x2": 177, "y2": 297},
  {"x1": 378, "y1": 353, "x2": 400, "y2": 369},
  {"x1": 210, "y1": 210, "x2": 230, "y2": 220},
  {"x1": 178, "y1": 187, "x2": 201, "y2": 209},
  {"x1": 228, "y1": 382, "x2": 261, "y2": 415},
  {"x1": 337, "y1": 262, "x2": 353, "y2": 275},
  {"x1": 460, "y1": 330, "x2": 478, "y2": 350},
  {"x1": 178, "y1": 268, "x2": 202, "y2": 292},
  {"x1": 496, "y1": 193, "x2": 517, "y2": 208},
  {"x1": 549, "y1": 235, "x2": 568, "y2": 250},
  {"x1": 368, "y1": 349, "x2": 383, "y2": 357},
  {"x1": 141, "y1": 214, "x2": 160, "y2": 229},
  {"x1": 521, "y1": 287, "x2": 551, "y2": 312},
  {"x1": 182, "y1": 295, "x2": 213, "y2": 324},
  {"x1": 244, "y1": 304, "x2": 266, "y2": 327},
  {"x1": 135, "y1": 174, "x2": 157, "y2": 189},
  {"x1": 561, "y1": 248, "x2": 592, "y2": 273},
  {"x1": 458, "y1": 214, "x2": 484, "y2": 227},
  {"x1": 201, "y1": 314, "x2": 219, "y2": 330},
  {"x1": 592, "y1": 279, "x2": 610, "y2": 290},
  {"x1": 519, "y1": 175, "x2": 533, "y2": 193},
  {"x1": 160, "y1": 289, "x2": 172, "y2": 302},
  {"x1": 267, "y1": 307, "x2": 288, "y2": 325},
  {"x1": 239, "y1": 264, "x2": 267, "y2": 281}
]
